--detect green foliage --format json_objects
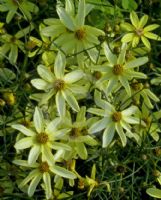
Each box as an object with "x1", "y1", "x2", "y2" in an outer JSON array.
[{"x1": 0, "y1": 0, "x2": 161, "y2": 199}]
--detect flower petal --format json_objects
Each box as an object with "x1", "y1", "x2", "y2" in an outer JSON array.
[
  {"x1": 144, "y1": 24, "x2": 160, "y2": 32},
  {"x1": 76, "y1": 0, "x2": 85, "y2": 27},
  {"x1": 43, "y1": 173, "x2": 52, "y2": 199},
  {"x1": 34, "y1": 107, "x2": 44, "y2": 133},
  {"x1": 121, "y1": 33, "x2": 135, "y2": 43},
  {"x1": 130, "y1": 11, "x2": 139, "y2": 28},
  {"x1": 141, "y1": 36, "x2": 151, "y2": 49},
  {"x1": 54, "y1": 52, "x2": 66, "y2": 79},
  {"x1": 115, "y1": 123, "x2": 127, "y2": 147},
  {"x1": 28, "y1": 145, "x2": 41, "y2": 165},
  {"x1": 103, "y1": 42, "x2": 117, "y2": 65},
  {"x1": 64, "y1": 70, "x2": 84, "y2": 83},
  {"x1": 125, "y1": 57, "x2": 148, "y2": 68},
  {"x1": 62, "y1": 90, "x2": 80, "y2": 112},
  {"x1": 57, "y1": 6, "x2": 75, "y2": 31},
  {"x1": 56, "y1": 91, "x2": 66, "y2": 117},
  {"x1": 28, "y1": 174, "x2": 42, "y2": 197},
  {"x1": 37, "y1": 64, "x2": 55, "y2": 82},
  {"x1": 138, "y1": 15, "x2": 148, "y2": 28},
  {"x1": 50, "y1": 165, "x2": 77, "y2": 179},
  {"x1": 31, "y1": 79, "x2": 48, "y2": 90},
  {"x1": 102, "y1": 124, "x2": 115, "y2": 148},
  {"x1": 12, "y1": 124, "x2": 35, "y2": 136},
  {"x1": 88, "y1": 117, "x2": 109, "y2": 133},
  {"x1": 15, "y1": 137, "x2": 33, "y2": 149},
  {"x1": 76, "y1": 142, "x2": 87, "y2": 160}
]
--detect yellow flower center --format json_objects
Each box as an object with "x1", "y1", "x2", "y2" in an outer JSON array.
[
  {"x1": 70, "y1": 127, "x2": 87, "y2": 138},
  {"x1": 135, "y1": 28, "x2": 144, "y2": 36},
  {"x1": 37, "y1": 132, "x2": 49, "y2": 144},
  {"x1": 39, "y1": 162, "x2": 49, "y2": 173},
  {"x1": 131, "y1": 82, "x2": 143, "y2": 91},
  {"x1": 12, "y1": 0, "x2": 23, "y2": 5},
  {"x1": 54, "y1": 79, "x2": 65, "y2": 91},
  {"x1": 112, "y1": 64, "x2": 123, "y2": 75},
  {"x1": 143, "y1": 117, "x2": 151, "y2": 127},
  {"x1": 10, "y1": 37, "x2": 17, "y2": 43},
  {"x1": 93, "y1": 71, "x2": 102, "y2": 80},
  {"x1": 75, "y1": 28, "x2": 86, "y2": 40},
  {"x1": 25, "y1": 41, "x2": 37, "y2": 51},
  {"x1": 112, "y1": 112, "x2": 122, "y2": 122}
]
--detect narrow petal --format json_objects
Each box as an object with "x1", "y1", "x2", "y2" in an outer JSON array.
[
  {"x1": 87, "y1": 108, "x2": 107, "y2": 117},
  {"x1": 28, "y1": 145, "x2": 41, "y2": 165},
  {"x1": 31, "y1": 79, "x2": 48, "y2": 90},
  {"x1": 123, "y1": 116, "x2": 139, "y2": 124},
  {"x1": 28, "y1": 174, "x2": 42, "y2": 197},
  {"x1": 122, "y1": 106, "x2": 137, "y2": 116},
  {"x1": 76, "y1": 0, "x2": 85, "y2": 27},
  {"x1": 121, "y1": 22, "x2": 135, "y2": 31},
  {"x1": 42, "y1": 146, "x2": 55, "y2": 165},
  {"x1": 50, "y1": 165, "x2": 77, "y2": 179},
  {"x1": 37, "y1": 65, "x2": 54, "y2": 82},
  {"x1": 13, "y1": 160, "x2": 38, "y2": 168},
  {"x1": 76, "y1": 142, "x2": 88, "y2": 160},
  {"x1": 88, "y1": 117, "x2": 109, "y2": 133},
  {"x1": 54, "y1": 52, "x2": 66, "y2": 79},
  {"x1": 103, "y1": 42, "x2": 117, "y2": 65},
  {"x1": 11, "y1": 124, "x2": 35, "y2": 136},
  {"x1": 117, "y1": 43, "x2": 127, "y2": 65},
  {"x1": 57, "y1": 7, "x2": 75, "y2": 31},
  {"x1": 115, "y1": 123, "x2": 127, "y2": 147},
  {"x1": 144, "y1": 32, "x2": 161, "y2": 41},
  {"x1": 62, "y1": 90, "x2": 80, "y2": 112},
  {"x1": 132, "y1": 36, "x2": 140, "y2": 47},
  {"x1": 56, "y1": 91, "x2": 66, "y2": 117},
  {"x1": 144, "y1": 24, "x2": 160, "y2": 32},
  {"x1": 64, "y1": 70, "x2": 84, "y2": 83},
  {"x1": 130, "y1": 11, "x2": 139, "y2": 28},
  {"x1": 119, "y1": 76, "x2": 131, "y2": 96},
  {"x1": 106, "y1": 78, "x2": 117, "y2": 94},
  {"x1": 102, "y1": 124, "x2": 115, "y2": 148},
  {"x1": 19, "y1": 169, "x2": 40, "y2": 188},
  {"x1": 121, "y1": 33, "x2": 135, "y2": 43},
  {"x1": 141, "y1": 36, "x2": 151, "y2": 49},
  {"x1": 15, "y1": 137, "x2": 33, "y2": 149},
  {"x1": 34, "y1": 107, "x2": 44, "y2": 133},
  {"x1": 79, "y1": 135, "x2": 98, "y2": 146},
  {"x1": 45, "y1": 118, "x2": 61, "y2": 134},
  {"x1": 138, "y1": 15, "x2": 148, "y2": 28},
  {"x1": 52, "y1": 142, "x2": 71, "y2": 151},
  {"x1": 125, "y1": 57, "x2": 148, "y2": 68},
  {"x1": 43, "y1": 173, "x2": 52, "y2": 199}
]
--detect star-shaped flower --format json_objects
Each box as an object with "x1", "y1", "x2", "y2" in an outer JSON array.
[{"x1": 121, "y1": 11, "x2": 161, "y2": 49}]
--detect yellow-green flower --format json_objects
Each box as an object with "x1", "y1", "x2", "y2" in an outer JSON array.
[
  {"x1": 88, "y1": 90, "x2": 140, "y2": 147},
  {"x1": 42, "y1": 0, "x2": 104, "y2": 63},
  {"x1": 0, "y1": 0, "x2": 39, "y2": 23},
  {"x1": 31, "y1": 52, "x2": 85, "y2": 116},
  {"x1": 60, "y1": 106, "x2": 98, "y2": 160},
  {"x1": 121, "y1": 11, "x2": 161, "y2": 49},
  {"x1": 12, "y1": 107, "x2": 71, "y2": 165},
  {"x1": 0, "y1": 24, "x2": 34, "y2": 64},
  {"x1": 92, "y1": 42, "x2": 148, "y2": 96},
  {"x1": 13, "y1": 160, "x2": 76, "y2": 199}
]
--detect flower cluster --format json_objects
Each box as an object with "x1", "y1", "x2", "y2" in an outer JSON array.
[{"x1": 0, "y1": 0, "x2": 161, "y2": 199}]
